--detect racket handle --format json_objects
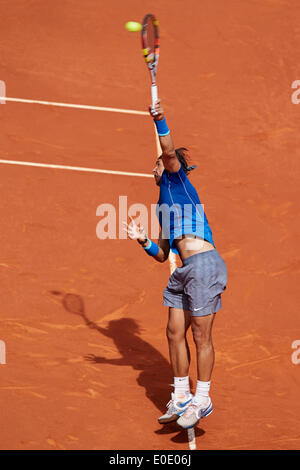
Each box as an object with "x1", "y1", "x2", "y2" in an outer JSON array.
[{"x1": 151, "y1": 84, "x2": 158, "y2": 115}]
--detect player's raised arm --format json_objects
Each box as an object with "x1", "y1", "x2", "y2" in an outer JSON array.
[{"x1": 149, "y1": 100, "x2": 180, "y2": 173}]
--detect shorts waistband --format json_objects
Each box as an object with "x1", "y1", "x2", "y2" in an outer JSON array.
[{"x1": 182, "y1": 249, "x2": 218, "y2": 266}]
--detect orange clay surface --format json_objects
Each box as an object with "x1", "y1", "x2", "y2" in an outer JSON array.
[{"x1": 0, "y1": 0, "x2": 300, "y2": 450}]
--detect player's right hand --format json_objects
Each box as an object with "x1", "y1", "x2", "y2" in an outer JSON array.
[{"x1": 122, "y1": 216, "x2": 147, "y2": 243}]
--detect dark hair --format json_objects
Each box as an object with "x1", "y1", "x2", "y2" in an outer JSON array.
[
  {"x1": 175, "y1": 147, "x2": 197, "y2": 175},
  {"x1": 158, "y1": 148, "x2": 197, "y2": 175}
]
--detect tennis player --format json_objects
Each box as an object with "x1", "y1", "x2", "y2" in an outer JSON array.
[{"x1": 124, "y1": 100, "x2": 227, "y2": 429}]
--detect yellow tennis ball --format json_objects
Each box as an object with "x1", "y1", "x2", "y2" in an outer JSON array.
[{"x1": 125, "y1": 21, "x2": 142, "y2": 32}]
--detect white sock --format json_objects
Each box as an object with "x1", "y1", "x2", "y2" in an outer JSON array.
[
  {"x1": 195, "y1": 380, "x2": 210, "y2": 404},
  {"x1": 174, "y1": 376, "x2": 190, "y2": 399}
]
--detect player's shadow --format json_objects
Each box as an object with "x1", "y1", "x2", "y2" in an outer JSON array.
[{"x1": 52, "y1": 291, "x2": 205, "y2": 442}]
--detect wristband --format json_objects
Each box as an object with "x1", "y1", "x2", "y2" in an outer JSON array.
[
  {"x1": 154, "y1": 117, "x2": 170, "y2": 136},
  {"x1": 143, "y1": 239, "x2": 159, "y2": 257},
  {"x1": 137, "y1": 236, "x2": 148, "y2": 246}
]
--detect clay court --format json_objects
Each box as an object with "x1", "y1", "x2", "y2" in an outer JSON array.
[{"x1": 0, "y1": 0, "x2": 299, "y2": 450}]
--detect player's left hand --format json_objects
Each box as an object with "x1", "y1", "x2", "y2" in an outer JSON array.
[{"x1": 149, "y1": 99, "x2": 164, "y2": 121}]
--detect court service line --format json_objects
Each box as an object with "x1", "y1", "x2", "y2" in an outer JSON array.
[
  {"x1": 0, "y1": 159, "x2": 153, "y2": 178},
  {"x1": 0, "y1": 96, "x2": 148, "y2": 116}
]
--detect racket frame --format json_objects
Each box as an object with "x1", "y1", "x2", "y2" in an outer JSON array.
[{"x1": 141, "y1": 14, "x2": 160, "y2": 113}]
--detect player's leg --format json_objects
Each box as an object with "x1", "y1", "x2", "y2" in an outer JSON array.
[
  {"x1": 158, "y1": 307, "x2": 193, "y2": 424},
  {"x1": 191, "y1": 312, "x2": 216, "y2": 382},
  {"x1": 177, "y1": 313, "x2": 215, "y2": 428},
  {"x1": 166, "y1": 307, "x2": 191, "y2": 378}
]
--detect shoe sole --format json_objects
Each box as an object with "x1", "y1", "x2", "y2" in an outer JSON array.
[
  {"x1": 158, "y1": 413, "x2": 180, "y2": 424},
  {"x1": 177, "y1": 404, "x2": 213, "y2": 429}
]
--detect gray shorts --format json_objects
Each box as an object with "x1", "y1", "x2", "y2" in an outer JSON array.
[{"x1": 163, "y1": 249, "x2": 228, "y2": 316}]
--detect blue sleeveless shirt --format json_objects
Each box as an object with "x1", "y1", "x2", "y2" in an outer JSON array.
[{"x1": 156, "y1": 165, "x2": 215, "y2": 254}]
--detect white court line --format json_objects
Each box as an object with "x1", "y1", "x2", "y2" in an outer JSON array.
[
  {"x1": 154, "y1": 125, "x2": 196, "y2": 452},
  {"x1": 0, "y1": 159, "x2": 153, "y2": 178},
  {"x1": 0, "y1": 96, "x2": 148, "y2": 116},
  {"x1": 0, "y1": 96, "x2": 151, "y2": 176}
]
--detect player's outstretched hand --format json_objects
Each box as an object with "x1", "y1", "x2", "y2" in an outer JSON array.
[
  {"x1": 122, "y1": 216, "x2": 147, "y2": 243},
  {"x1": 149, "y1": 99, "x2": 164, "y2": 121}
]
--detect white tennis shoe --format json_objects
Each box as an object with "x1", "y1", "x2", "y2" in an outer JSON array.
[
  {"x1": 177, "y1": 397, "x2": 213, "y2": 429},
  {"x1": 158, "y1": 392, "x2": 193, "y2": 424}
]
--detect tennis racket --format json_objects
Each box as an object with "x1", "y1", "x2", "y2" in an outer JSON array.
[{"x1": 141, "y1": 14, "x2": 160, "y2": 114}]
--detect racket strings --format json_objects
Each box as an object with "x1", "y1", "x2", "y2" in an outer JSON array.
[
  {"x1": 146, "y1": 21, "x2": 155, "y2": 56},
  {"x1": 142, "y1": 14, "x2": 159, "y2": 68}
]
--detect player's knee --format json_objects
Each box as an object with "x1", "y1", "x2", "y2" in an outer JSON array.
[
  {"x1": 191, "y1": 325, "x2": 212, "y2": 348},
  {"x1": 166, "y1": 324, "x2": 185, "y2": 343}
]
